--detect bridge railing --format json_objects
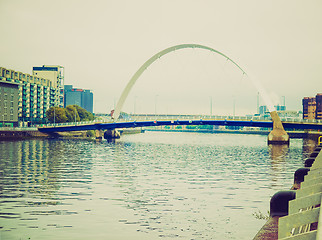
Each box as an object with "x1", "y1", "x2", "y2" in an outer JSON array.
[
  {"x1": 36, "y1": 119, "x2": 111, "y2": 128},
  {"x1": 36, "y1": 115, "x2": 322, "y2": 129},
  {"x1": 129, "y1": 115, "x2": 263, "y2": 121}
]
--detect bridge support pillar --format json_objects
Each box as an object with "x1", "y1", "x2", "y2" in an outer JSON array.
[
  {"x1": 95, "y1": 130, "x2": 103, "y2": 141},
  {"x1": 268, "y1": 111, "x2": 289, "y2": 145},
  {"x1": 104, "y1": 129, "x2": 121, "y2": 139}
]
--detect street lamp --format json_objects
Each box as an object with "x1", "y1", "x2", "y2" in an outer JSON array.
[
  {"x1": 74, "y1": 105, "x2": 77, "y2": 123},
  {"x1": 210, "y1": 96, "x2": 213, "y2": 116},
  {"x1": 74, "y1": 102, "x2": 79, "y2": 124},
  {"x1": 134, "y1": 96, "x2": 137, "y2": 115},
  {"x1": 155, "y1": 95, "x2": 159, "y2": 116},
  {"x1": 233, "y1": 96, "x2": 236, "y2": 117}
]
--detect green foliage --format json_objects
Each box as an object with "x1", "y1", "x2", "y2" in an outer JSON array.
[
  {"x1": 86, "y1": 130, "x2": 95, "y2": 137},
  {"x1": 186, "y1": 125, "x2": 197, "y2": 129},
  {"x1": 66, "y1": 105, "x2": 80, "y2": 122},
  {"x1": 198, "y1": 125, "x2": 213, "y2": 130},
  {"x1": 75, "y1": 105, "x2": 94, "y2": 121},
  {"x1": 46, "y1": 107, "x2": 68, "y2": 123},
  {"x1": 46, "y1": 105, "x2": 94, "y2": 123},
  {"x1": 252, "y1": 210, "x2": 270, "y2": 220}
]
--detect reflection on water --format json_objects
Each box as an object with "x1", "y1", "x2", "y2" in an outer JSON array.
[
  {"x1": 302, "y1": 138, "x2": 317, "y2": 158},
  {"x1": 0, "y1": 133, "x2": 315, "y2": 239},
  {"x1": 268, "y1": 144, "x2": 289, "y2": 188}
]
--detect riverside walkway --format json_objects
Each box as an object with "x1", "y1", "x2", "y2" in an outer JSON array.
[
  {"x1": 278, "y1": 139, "x2": 322, "y2": 239},
  {"x1": 253, "y1": 137, "x2": 322, "y2": 240}
]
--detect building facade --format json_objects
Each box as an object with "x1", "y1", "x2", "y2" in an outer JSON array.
[
  {"x1": 0, "y1": 66, "x2": 62, "y2": 126},
  {"x1": 0, "y1": 78, "x2": 19, "y2": 127},
  {"x1": 64, "y1": 85, "x2": 93, "y2": 113},
  {"x1": 32, "y1": 65, "x2": 64, "y2": 107},
  {"x1": 316, "y1": 94, "x2": 322, "y2": 119},
  {"x1": 302, "y1": 94, "x2": 322, "y2": 120}
]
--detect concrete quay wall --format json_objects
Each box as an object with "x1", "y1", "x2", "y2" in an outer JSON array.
[
  {"x1": 253, "y1": 141, "x2": 322, "y2": 239},
  {"x1": 0, "y1": 128, "x2": 50, "y2": 140}
]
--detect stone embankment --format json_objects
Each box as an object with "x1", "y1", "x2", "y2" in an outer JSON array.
[
  {"x1": 253, "y1": 139, "x2": 322, "y2": 239},
  {"x1": 0, "y1": 127, "x2": 145, "y2": 140},
  {"x1": 0, "y1": 128, "x2": 92, "y2": 140},
  {"x1": 0, "y1": 128, "x2": 49, "y2": 140}
]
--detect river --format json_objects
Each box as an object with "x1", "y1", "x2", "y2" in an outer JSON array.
[{"x1": 0, "y1": 132, "x2": 317, "y2": 239}]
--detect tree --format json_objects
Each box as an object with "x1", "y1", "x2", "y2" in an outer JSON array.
[
  {"x1": 75, "y1": 105, "x2": 94, "y2": 121},
  {"x1": 46, "y1": 105, "x2": 94, "y2": 123},
  {"x1": 66, "y1": 105, "x2": 80, "y2": 122},
  {"x1": 46, "y1": 107, "x2": 68, "y2": 123}
]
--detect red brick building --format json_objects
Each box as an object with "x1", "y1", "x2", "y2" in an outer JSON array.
[{"x1": 302, "y1": 94, "x2": 322, "y2": 120}]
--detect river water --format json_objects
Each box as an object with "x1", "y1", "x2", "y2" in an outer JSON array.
[{"x1": 0, "y1": 132, "x2": 317, "y2": 240}]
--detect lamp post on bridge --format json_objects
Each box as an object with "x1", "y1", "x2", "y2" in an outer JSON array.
[
  {"x1": 210, "y1": 96, "x2": 213, "y2": 116},
  {"x1": 134, "y1": 96, "x2": 137, "y2": 115},
  {"x1": 74, "y1": 103, "x2": 78, "y2": 124},
  {"x1": 155, "y1": 95, "x2": 159, "y2": 116},
  {"x1": 233, "y1": 96, "x2": 236, "y2": 117}
]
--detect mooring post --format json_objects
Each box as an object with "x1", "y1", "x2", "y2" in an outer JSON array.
[
  {"x1": 268, "y1": 111, "x2": 290, "y2": 144},
  {"x1": 95, "y1": 129, "x2": 103, "y2": 141},
  {"x1": 103, "y1": 129, "x2": 121, "y2": 139}
]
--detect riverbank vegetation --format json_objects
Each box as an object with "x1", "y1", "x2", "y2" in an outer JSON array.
[{"x1": 46, "y1": 105, "x2": 94, "y2": 123}]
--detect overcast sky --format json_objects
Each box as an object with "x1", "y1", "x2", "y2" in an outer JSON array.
[{"x1": 1, "y1": 0, "x2": 321, "y2": 115}]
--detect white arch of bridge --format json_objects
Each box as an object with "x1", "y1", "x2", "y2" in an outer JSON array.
[{"x1": 113, "y1": 43, "x2": 247, "y2": 121}]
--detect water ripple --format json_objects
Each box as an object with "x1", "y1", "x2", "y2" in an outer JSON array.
[{"x1": 0, "y1": 134, "x2": 312, "y2": 239}]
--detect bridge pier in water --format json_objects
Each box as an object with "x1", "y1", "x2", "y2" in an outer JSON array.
[
  {"x1": 95, "y1": 130, "x2": 103, "y2": 141},
  {"x1": 268, "y1": 111, "x2": 290, "y2": 145},
  {"x1": 103, "y1": 129, "x2": 121, "y2": 139}
]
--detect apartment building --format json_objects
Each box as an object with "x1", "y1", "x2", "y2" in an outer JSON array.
[
  {"x1": 0, "y1": 78, "x2": 19, "y2": 127},
  {"x1": 302, "y1": 94, "x2": 322, "y2": 120},
  {"x1": 33, "y1": 65, "x2": 64, "y2": 107},
  {"x1": 0, "y1": 66, "x2": 62, "y2": 126}
]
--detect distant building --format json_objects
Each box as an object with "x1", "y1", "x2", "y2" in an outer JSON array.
[
  {"x1": 302, "y1": 94, "x2": 322, "y2": 120},
  {"x1": 64, "y1": 85, "x2": 93, "y2": 113},
  {"x1": 82, "y1": 90, "x2": 93, "y2": 113},
  {"x1": 0, "y1": 66, "x2": 61, "y2": 126},
  {"x1": 259, "y1": 105, "x2": 268, "y2": 116},
  {"x1": 316, "y1": 94, "x2": 322, "y2": 119},
  {"x1": 32, "y1": 65, "x2": 65, "y2": 107},
  {"x1": 259, "y1": 104, "x2": 286, "y2": 116},
  {"x1": 275, "y1": 105, "x2": 286, "y2": 111},
  {"x1": 0, "y1": 78, "x2": 19, "y2": 127}
]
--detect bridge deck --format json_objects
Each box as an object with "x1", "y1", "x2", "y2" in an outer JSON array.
[{"x1": 37, "y1": 118, "x2": 322, "y2": 133}]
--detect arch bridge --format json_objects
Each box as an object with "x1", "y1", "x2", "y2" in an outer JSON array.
[{"x1": 38, "y1": 44, "x2": 321, "y2": 143}]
